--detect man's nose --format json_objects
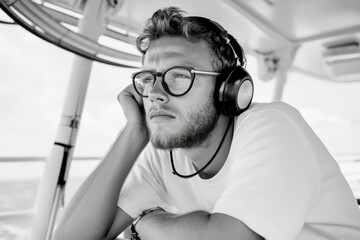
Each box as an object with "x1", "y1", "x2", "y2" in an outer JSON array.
[{"x1": 148, "y1": 77, "x2": 169, "y2": 103}]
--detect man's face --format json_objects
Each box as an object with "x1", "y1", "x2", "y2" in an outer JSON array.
[{"x1": 142, "y1": 36, "x2": 220, "y2": 150}]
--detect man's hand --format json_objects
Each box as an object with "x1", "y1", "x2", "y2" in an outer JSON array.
[{"x1": 118, "y1": 84, "x2": 147, "y2": 129}]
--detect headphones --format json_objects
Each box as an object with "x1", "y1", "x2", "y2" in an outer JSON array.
[{"x1": 187, "y1": 17, "x2": 254, "y2": 116}]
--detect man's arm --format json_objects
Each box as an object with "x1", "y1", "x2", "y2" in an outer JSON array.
[
  {"x1": 53, "y1": 85, "x2": 147, "y2": 240},
  {"x1": 136, "y1": 210, "x2": 264, "y2": 240},
  {"x1": 104, "y1": 207, "x2": 133, "y2": 240}
]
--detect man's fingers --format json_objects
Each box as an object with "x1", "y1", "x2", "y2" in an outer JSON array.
[
  {"x1": 117, "y1": 84, "x2": 147, "y2": 126},
  {"x1": 118, "y1": 84, "x2": 143, "y2": 108}
]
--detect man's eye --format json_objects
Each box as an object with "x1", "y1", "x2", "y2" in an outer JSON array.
[
  {"x1": 139, "y1": 75, "x2": 154, "y2": 84},
  {"x1": 175, "y1": 74, "x2": 190, "y2": 79},
  {"x1": 143, "y1": 77, "x2": 153, "y2": 83}
]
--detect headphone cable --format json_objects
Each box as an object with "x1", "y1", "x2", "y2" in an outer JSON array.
[{"x1": 170, "y1": 119, "x2": 233, "y2": 179}]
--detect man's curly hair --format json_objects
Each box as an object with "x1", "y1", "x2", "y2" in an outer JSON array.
[{"x1": 136, "y1": 7, "x2": 237, "y2": 71}]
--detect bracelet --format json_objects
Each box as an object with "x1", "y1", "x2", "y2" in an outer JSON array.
[{"x1": 130, "y1": 206, "x2": 165, "y2": 240}]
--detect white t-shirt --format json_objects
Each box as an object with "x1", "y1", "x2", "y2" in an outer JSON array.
[{"x1": 118, "y1": 102, "x2": 360, "y2": 240}]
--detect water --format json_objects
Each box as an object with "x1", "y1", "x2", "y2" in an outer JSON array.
[
  {"x1": 0, "y1": 158, "x2": 100, "y2": 240},
  {"x1": 335, "y1": 154, "x2": 360, "y2": 199}
]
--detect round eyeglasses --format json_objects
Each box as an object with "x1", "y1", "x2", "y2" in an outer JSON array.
[{"x1": 132, "y1": 66, "x2": 220, "y2": 97}]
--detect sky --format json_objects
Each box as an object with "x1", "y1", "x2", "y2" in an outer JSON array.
[
  {"x1": 0, "y1": 10, "x2": 360, "y2": 159},
  {"x1": 0, "y1": 21, "x2": 132, "y2": 157}
]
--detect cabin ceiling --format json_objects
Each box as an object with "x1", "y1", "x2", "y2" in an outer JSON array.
[
  {"x1": 1, "y1": 0, "x2": 360, "y2": 81},
  {"x1": 231, "y1": 0, "x2": 360, "y2": 43},
  {"x1": 113, "y1": 0, "x2": 360, "y2": 81}
]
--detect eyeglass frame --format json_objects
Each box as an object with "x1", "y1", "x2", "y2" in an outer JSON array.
[{"x1": 132, "y1": 66, "x2": 220, "y2": 98}]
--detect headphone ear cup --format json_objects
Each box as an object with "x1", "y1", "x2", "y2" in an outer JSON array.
[{"x1": 218, "y1": 66, "x2": 254, "y2": 116}]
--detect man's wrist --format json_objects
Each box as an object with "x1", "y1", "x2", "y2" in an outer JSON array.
[
  {"x1": 131, "y1": 207, "x2": 166, "y2": 240},
  {"x1": 117, "y1": 124, "x2": 149, "y2": 148}
]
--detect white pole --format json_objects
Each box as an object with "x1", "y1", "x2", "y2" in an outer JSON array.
[
  {"x1": 272, "y1": 47, "x2": 298, "y2": 101},
  {"x1": 273, "y1": 69, "x2": 287, "y2": 101},
  {"x1": 31, "y1": 1, "x2": 110, "y2": 239}
]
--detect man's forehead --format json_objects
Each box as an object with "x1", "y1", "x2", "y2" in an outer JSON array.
[
  {"x1": 146, "y1": 50, "x2": 184, "y2": 61},
  {"x1": 143, "y1": 36, "x2": 213, "y2": 68}
]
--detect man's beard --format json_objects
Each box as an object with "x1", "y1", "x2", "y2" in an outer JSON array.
[{"x1": 148, "y1": 96, "x2": 219, "y2": 150}]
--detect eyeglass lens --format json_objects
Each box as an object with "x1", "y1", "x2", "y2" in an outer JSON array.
[{"x1": 133, "y1": 67, "x2": 193, "y2": 96}]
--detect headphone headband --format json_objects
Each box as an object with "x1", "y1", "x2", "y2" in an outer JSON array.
[
  {"x1": 185, "y1": 16, "x2": 246, "y2": 67},
  {"x1": 185, "y1": 16, "x2": 253, "y2": 116}
]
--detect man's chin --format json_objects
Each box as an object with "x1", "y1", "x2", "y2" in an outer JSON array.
[
  {"x1": 149, "y1": 129, "x2": 209, "y2": 150},
  {"x1": 149, "y1": 129, "x2": 175, "y2": 150},
  {"x1": 150, "y1": 137, "x2": 174, "y2": 150}
]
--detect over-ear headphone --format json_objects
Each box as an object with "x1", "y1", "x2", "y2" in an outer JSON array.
[{"x1": 186, "y1": 17, "x2": 254, "y2": 116}]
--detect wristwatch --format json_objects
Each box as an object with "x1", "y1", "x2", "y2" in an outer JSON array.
[{"x1": 130, "y1": 206, "x2": 165, "y2": 240}]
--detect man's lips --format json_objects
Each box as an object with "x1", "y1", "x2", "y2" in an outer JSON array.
[{"x1": 149, "y1": 110, "x2": 175, "y2": 120}]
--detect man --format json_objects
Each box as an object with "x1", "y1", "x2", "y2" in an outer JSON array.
[{"x1": 53, "y1": 7, "x2": 360, "y2": 240}]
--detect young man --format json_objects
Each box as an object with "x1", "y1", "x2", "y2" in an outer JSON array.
[{"x1": 53, "y1": 7, "x2": 360, "y2": 240}]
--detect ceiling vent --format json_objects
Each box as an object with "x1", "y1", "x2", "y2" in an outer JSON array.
[{"x1": 322, "y1": 38, "x2": 360, "y2": 76}]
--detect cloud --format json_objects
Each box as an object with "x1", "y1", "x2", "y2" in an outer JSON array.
[
  {"x1": 301, "y1": 108, "x2": 352, "y2": 126},
  {"x1": 0, "y1": 26, "x2": 134, "y2": 157},
  {"x1": 300, "y1": 108, "x2": 360, "y2": 153}
]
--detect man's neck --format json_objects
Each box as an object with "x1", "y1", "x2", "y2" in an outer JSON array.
[{"x1": 180, "y1": 116, "x2": 234, "y2": 179}]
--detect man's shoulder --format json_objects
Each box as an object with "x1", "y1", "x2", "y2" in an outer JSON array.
[
  {"x1": 245, "y1": 101, "x2": 298, "y2": 115},
  {"x1": 234, "y1": 101, "x2": 305, "y2": 134}
]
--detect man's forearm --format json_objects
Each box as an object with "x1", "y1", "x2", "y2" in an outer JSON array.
[
  {"x1": 53, "y1": 125, "x2": 148, "y2": 240},
  {"x1": 136, "y1": 210, "x2": 211, "y2": 240},
  {"x1": 136, "y1": 210, "x2": 263, "y2": 240}
]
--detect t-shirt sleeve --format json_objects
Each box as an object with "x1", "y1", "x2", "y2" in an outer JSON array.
[
  {"x1": 118, "y1": 145, "x2": 169, "y2": 219},
  {"x1": 213, "y1": 104, "x2": 320, "y2": 240}
]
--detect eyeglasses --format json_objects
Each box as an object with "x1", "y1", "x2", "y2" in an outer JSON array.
[{"x1": 132, "y1": 66, "x2": 220, "y2": 97}]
